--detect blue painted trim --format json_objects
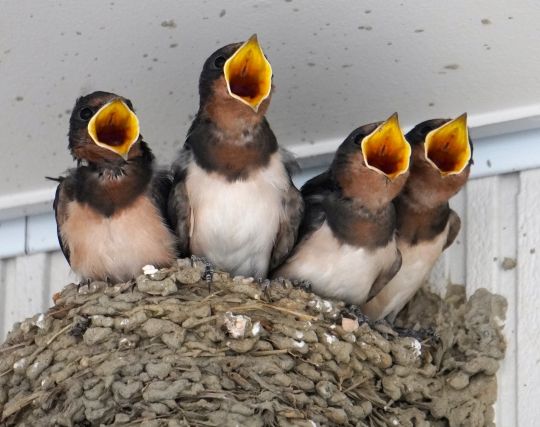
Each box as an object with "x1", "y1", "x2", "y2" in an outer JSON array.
[
  {"x1": 0, "y1": 217, "x2": 26, "y2": 258},
  {"x1": 26, "y1": 213, "x2": 60, "y2": 254},
  {"x1": 294, "y1": 127, "x2": 540, "y2": 179},
  {"x1": 294, "y1": 128, "x2": 540, "y2": 183},
  {"x1": 470, "y1": 128, "x2": 540, "y2": 178}
]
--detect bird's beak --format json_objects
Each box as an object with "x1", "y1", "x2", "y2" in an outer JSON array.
[
  {"x1": 224, "y1": 34, "x2": 273, "y2": 112},
  {"x1": 361, "y1": 113, "x2": 411, "y2": 180},
  {"x1": 87, "y1": 99, "x2": 140, "y2": 160},
  {"x1": 424, "y1": 113, "x2": 471, "y2": 176}
]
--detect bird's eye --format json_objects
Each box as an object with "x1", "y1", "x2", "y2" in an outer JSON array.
[
  {"x1": 79, "y1": 108, "x2": 94, "y2": 120},
  {"x1": 213, "y1": 55, "x2": 226, "y2": 69}
]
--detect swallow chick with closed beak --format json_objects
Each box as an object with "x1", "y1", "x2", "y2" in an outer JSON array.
[
  {"x1": 274, "y1": 114, "x2": 411, "y2": 304},
  {"x1": 53, "y1": 91, "x2": 177, "y2": 283},
  {"x1": 362, "y1": 114, "x2": 472, "y2": 321},
  {"x1": 168, "y1": 35, "x2": 303, "y2": 278}
]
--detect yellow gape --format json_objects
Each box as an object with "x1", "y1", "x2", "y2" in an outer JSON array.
[
  {"x1": 87, "y1": 99, "x2": 140, "y2": 160},
  {"x1": 425, "y1": 113, "x2": 471, "y2": 176},
  {"x1": 224, "y1": 34, "x2": 273, "y2": 112},
  {"x1": 361, "y1": 113, "x2": 411, "y2": 180}
]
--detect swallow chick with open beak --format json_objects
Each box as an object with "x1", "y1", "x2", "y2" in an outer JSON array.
[
  {"x1": 362, "y1": 114, "x2": 472, "y2": 321},
  {"x1": 168, "y1": 35, "x2": 303, "y2": 278},
  {"x1": 53, "y1": 91, "x2": 177, "y2": 283},
  {"x1": 274, "y1": 114, "x2": 411, "y2": 304}
]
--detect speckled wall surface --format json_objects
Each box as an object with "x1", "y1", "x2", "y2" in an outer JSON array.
[{"x1": 1, "y1": 0, "x2": 540, "y2": 200}]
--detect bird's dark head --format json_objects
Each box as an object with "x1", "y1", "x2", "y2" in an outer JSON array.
[
  {"x1": 198, "y1": 35, "x2": 273, "y2": 120},
  {"x1": 332, "y1": 114, "x2": 411, "y2": 209},
  {"x1": 68, "y1": 91, "x2": 142, "y2": 165},
  {"x1": 403, "y1": 114, "x2": 473, "y2": 207}
]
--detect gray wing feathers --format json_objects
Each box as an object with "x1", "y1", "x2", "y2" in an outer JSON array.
[
  {"x1": 53, "y1": 179, "x2": 71, "y2": 265},
  {"x1": 168, "y1": 148, "x2": 192, "y2": 257},
  {"x1": 270, "y1": 184, "x2": 304, "y2": 271},
  {"x1": 279, "y1": 147, "x2": 301, "y2": 176},
  {"x1": 443, "y1": 210, "x2": 461, "y2": 250},
  {"x1": 366, "y1": 248, "x2": 402, "y2": 301}
]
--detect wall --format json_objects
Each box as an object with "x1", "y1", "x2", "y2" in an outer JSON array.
[
  {"x1": 431, "y1": 169, "x2": 540, "y2": 426},
  {"x1": 1, "y1": 167, "x2": 539, "y2": 425}
]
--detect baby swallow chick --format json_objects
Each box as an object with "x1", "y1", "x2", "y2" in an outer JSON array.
[
  {"x1": 362, "y1": 114, "x2": 472, "y2": 321},
  {"x1": 168, "y1": 35, "x2": 303, "y2": 278},
  {"x1": 274, "y1": 114, "x2": 411, "y2": 304},
  {"x1": 53, "y1": 91, "x2": 177, "y2": 283}
]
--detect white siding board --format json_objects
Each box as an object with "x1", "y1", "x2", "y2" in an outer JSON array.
[
  {"x1": 429, "y1": 189, "x2": 468, "y2": 294},
  {"x1": 0, "y1": 217, "x2": 26, "y2": 258},
  {"x1": 516, "y1": 169, "x2": 540, "y2": 423},
  {"x1": 448, "y1": 189, "x2": 467, "y2": 286},
  {"x1": 26, "y1": 212, "x2": 60, "y2": 254},
  {"x1": 0, "y1": 257, "x2": 16, "y2": 339},
  {"x1": 7, "y1": 254, "x2": 50, "y2": 326},
  {"x1": 0, "y1": 252, "x2": 73, "y2": 338},
  {"x1": 48, "y1": 250, "x2": 73, "y2": 296},
  {"x1": 465, "y1": 176, "x2": 500, "y2": 295},
  {"x1": 0, "y1": 259, "x2": 6, "y2": 340},
  {"x1": 493, "y1": 173, "x2": 519, "y2": 427}
]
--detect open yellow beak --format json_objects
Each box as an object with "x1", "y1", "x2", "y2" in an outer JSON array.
[
  {"x1": 425, "y1": 113, "x2": 471, "y2": 176},
  {"x1": 361, "y1": 113, "x2": 411, "y2": 180},
  {"x1": 223, "y1": 34, "x2": 273, "y2": 112},
  {"x1": 87, "y1": 99, "x2": 140, "y2": 160}
]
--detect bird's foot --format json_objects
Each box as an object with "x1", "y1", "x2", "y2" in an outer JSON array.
[
  {"x1": 77, "y1": 278, "x2": 91, "y2": 293},
  {"x1": 256, "y1": 278, "x2": 272, "y2": 299},
  {"x1": 291, "y1": 279, "x2": 313, "y2": 293},
  {"x1": 393, "y1": 325, "x2": 439, "y2": 345},
  {"x1": 339, "y1": 307, "x2": 403, "y2": 338},
  {"x1": 275, "y1": 276, "x2": 287, "y2": 286},
  {"x1": 191, "y1": 254, "x2": 209, "y2": 268},
  {"x1": 256, "y1": 277, "x2": 273, "y2": 287},
  {"x1": 298, "y1": 280, "x2": 313, "y2": 293},
  {"x1": 202, "y1": 260, "x2": 215, "y2": 293},
  {"x1": 256, "y1": 277, "x2": 269, "y2": 286},
  {"x1": 341, "y1": 304, "x2": 371, "y2": 326}
]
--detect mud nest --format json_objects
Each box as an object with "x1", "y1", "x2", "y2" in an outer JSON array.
[{"x1": 0, "y1": 259, "x2": 506, "y2": 427}]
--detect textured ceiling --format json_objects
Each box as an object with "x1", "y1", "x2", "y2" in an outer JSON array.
[{"x1": 1, "y1": 0, "x2": 540, "y2": 198}]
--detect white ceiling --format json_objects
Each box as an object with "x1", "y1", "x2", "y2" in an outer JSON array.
[{"x1": 1, "y1": 0, "x2": 540, "y2": 200}]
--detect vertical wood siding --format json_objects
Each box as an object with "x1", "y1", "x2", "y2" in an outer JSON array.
[{"x1": 1, "y1": 169, "x2": 539, "y2": 424}]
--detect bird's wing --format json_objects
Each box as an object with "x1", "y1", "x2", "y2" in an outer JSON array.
[
  {"x1": 443, "y1": 209, "x2": 461, "y2": 250},
  {"x1": 167, "y1": 148, "x2": 192, "y2": 258},
  {"x1": 366, "y1": 248, "x2": 402, "y2": 301},
  {"x1": 149, "y1": 168, "x2": 175, "y2": 231},
  {"x1": 269, "y1": 181, "x2": 304, "y2": 271},
  {"x1": 270, "y1": 170, "x2": 333, "y2": 275},
  {"x1": 280, "y1": 146, "x2": 301, "y2": 177},
  {"x1": 296, "y1": 170, "x2": 334, "y2": 243},
  {"x1": 52, "y1": 177, "x2": 72, "y2": 265},
  {"x1": 268, "y1": 149, "x2": 304, "y2": 270}
]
